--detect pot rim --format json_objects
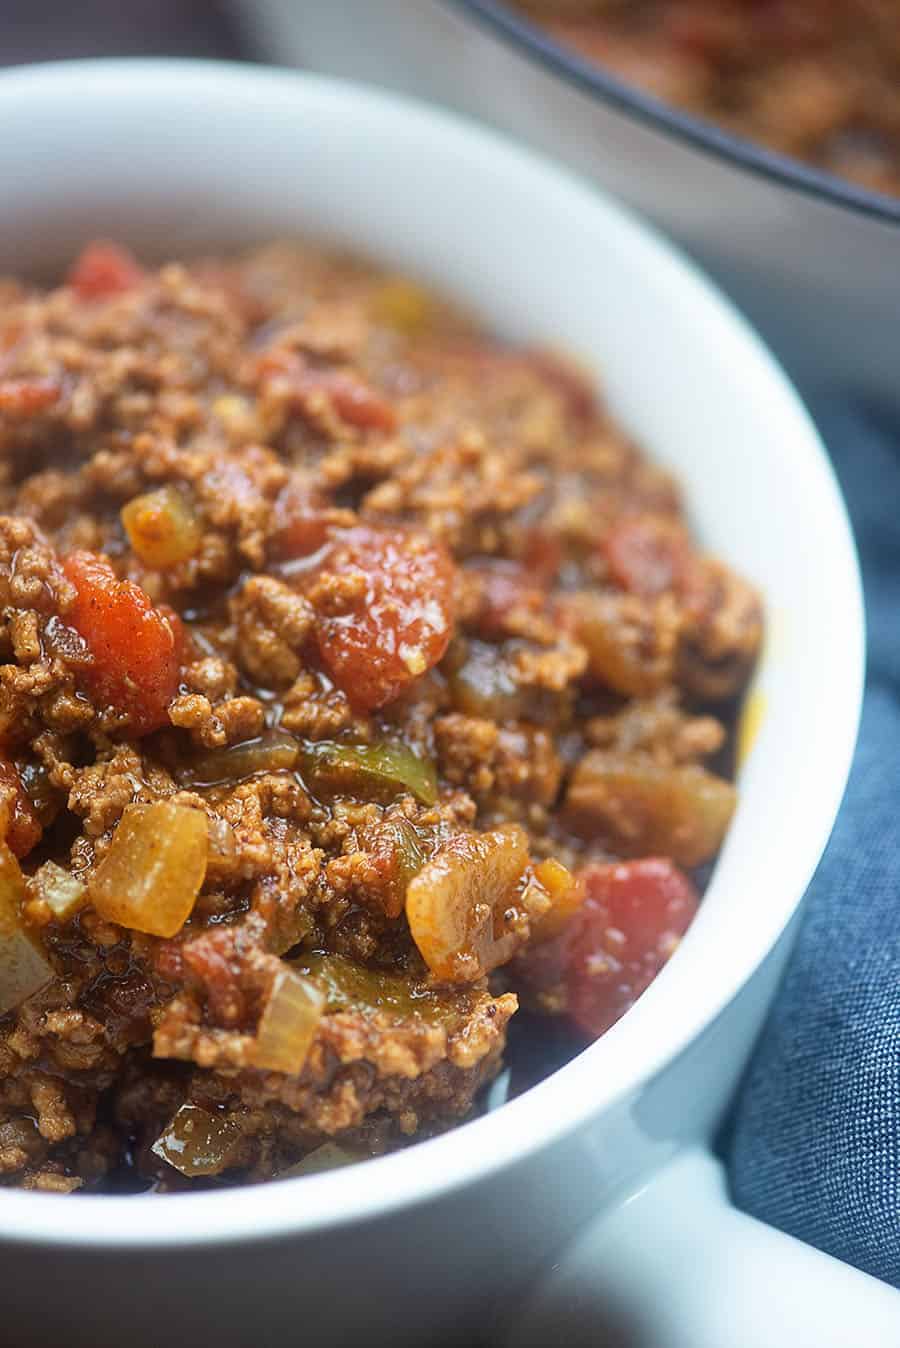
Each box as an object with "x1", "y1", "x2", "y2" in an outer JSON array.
[{"x1": 450, "y1": 0, "x2": 900, "y2": 227}]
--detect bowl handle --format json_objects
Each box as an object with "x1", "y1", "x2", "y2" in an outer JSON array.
[{"x1": 502, "y1": 1146, "x2": 899, "y2": 1346}]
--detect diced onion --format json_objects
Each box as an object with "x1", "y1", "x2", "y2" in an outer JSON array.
[
  {"x1": 301, "y1": 740, "x2": 437, "y2": 806},
  {"x1": 34, "y1": 861, "x2": 87, "y2": 921},
  {"x1": 0, "y1": 842, "x2": 53, "y2": 1014},
  {"x1": 372, "y1": 277, "x2": 432, "y2": 334},
  {"x1": 212, "y1": 394, "x2": 254, "y2": 440},
  {"x1": 151, "y1": 1103, "x2": 240, "y2": 1178},
  {"x1": 121, "y1": 485, "x2": 201, "y2": 568},
  {"x1": 529, "y1": 858, "x2": 583, "y2": 943},
  {"x1": 406, "y1": 826, "x2": 530, "y2": 983},
  {"x1": 565, "y1": 751, "x2": 736, "y2": 868},
  {"x1": 89, "y1": 801, "x2": 208, "y2": 938},
  {"x1": 253, "y1": 966, "x2": 325, "y2": 1075},
  {"x1": 205, "y1": 815, "x2": 237, "y2": 865},
  {"x1": 280, "y1": 1142, "x2": 365, "y2": 1179},
  {"x1": 567, "y1": 591, "x2": 674, "y2": 698}
]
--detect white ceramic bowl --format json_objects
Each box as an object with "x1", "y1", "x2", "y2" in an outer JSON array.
[
  {"x1": 239, "y1": 0, "x2": 900, "y2": 412},
  {"x1": 0, "y1": 61, "x2": 868, "y2": 1348}
]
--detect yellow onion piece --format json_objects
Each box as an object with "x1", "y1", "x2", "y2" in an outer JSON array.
[
  {"x1": 253, "y1": 966, "x2": 325, "y2": 1075},
  {"x1": 0, "y1": 842, "x2": 53, "y2": 1014},
  {"x1": 212, "y1": 394, "x2": 255, "y2": 441},
  {"x1": 34, "y1": 860, "x2": 87, "y2": 921},
  {"x1": 151, "y1": 1103, "x2": 240, "y2": 1178},
  {"x1": 121, "y1": 485, "x2": 201, "y2": 568},
  {"x1": 205, "y1": 815, "x2": 237, "y2": 875},
  {"x1": 89, "y1": 801, "x2": 208, "y2": 938},
  {"x1": 188, "y1": 731, "x2": 300, "y2": 787},
  {"x1": 372, "y1": 276, "x2": 433, "y2": 334},
  {"x1": 406, "y1": 826, "x2": 530, "y2": 983},
  {"x1": 280, "y1": 1142, "x2": 365, "y2": 1179},
  {"x1": 567, "y1": 590, "x2": 677, "y2": 698},
  {"x1": 301, "y1": 740, "x2": 437, "y2": 806},
  {"x1": 528, "y1": 858, "x2": 584, "y2": 943},
  {"x1": 565, "y1": 751, "x2": 736, "y2": 869}
]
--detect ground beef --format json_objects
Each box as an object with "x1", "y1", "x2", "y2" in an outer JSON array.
[
  {"x1": 0, "y1": 238, "x2": 761, "y2": 1191},
  {"x1": 518, "y1": 0, "x2": 900, "y2": 198}
]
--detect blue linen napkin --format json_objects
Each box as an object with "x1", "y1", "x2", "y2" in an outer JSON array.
[{"x1": 725, "y1": 400, "x2": 900, "y2": 1287}]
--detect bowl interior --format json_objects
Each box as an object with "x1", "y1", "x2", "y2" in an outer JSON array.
[{"x1": 0, "y1": 61, "x2": 863, "y2": 1246}]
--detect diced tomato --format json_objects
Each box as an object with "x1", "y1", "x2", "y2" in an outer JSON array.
[
  {"x1": 259, "y1": 349, "x2": 396, "y2": 434},
  {"x1": 67, "y1": 241, "x2": 143, "y2": 301},
  {"x1": 0, "y1": 759, "x2": 42, "y2": 858},
  {"x1": 0, "y1": 322, "x2": 22, "y2": 358},
  {"x1": 154, "y1": 940, "x2": 185, "y2": 984},
  {"x1": 308, "y1": 526, "x2": 456, "y2": 711},
  {"x1": 522, "y1": 527, "x2": 562, "y2": 585},
  {"x1": 62, "y1": 550, "x2": 183, "y2": 735},
  {"x1": 467, "y1": 559, "x2": 545, "y2": 640},
  {"x1": 602, "y1": 515, "x2": 689, "y2": 598},
  {"x1": 181, "y1": 928, "x2": 248, "y2": 1027},
  {"x1": 0, "y1": 377, "x2": 61, "y2": 419},
  {"x1": 270, "y1": 480, "x2": 332, "y2": 559},
  {"x1": 565, "y1": 858, "x2": 698, "y2": 1038},
  {"x1": 315, "y1": 368, "x2": 397, "y2": 433}
]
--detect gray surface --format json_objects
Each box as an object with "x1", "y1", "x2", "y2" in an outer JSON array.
[{"x1": 1, "y1": 1, "x2": 250, "y2": 65}]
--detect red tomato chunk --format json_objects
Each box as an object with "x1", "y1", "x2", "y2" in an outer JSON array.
[
  {"x1": 565, "y1": 857, "x2": 698, "y2": 1038},
  {"x1": 260, "y1": 350, "x2": 397, "y2": 434},
  {"x1": 0, "y1": 377, "x2": 61, "y2": 419},
  {"x1": 602, "y1": 515, "x2": 689, "y2": 598},
  {"x1": 312, "y1": 368, "x2": 397, "y2": 433},
  {"x1": 67, "y1": 241, "x2": 143, "y2": 301},
  {"x1": 270, "y1": 481, "x2": 333, "y2": 560},
  {"x1": 468, "y1": 559, "x2": 545, "y2": 640},
  {"x1": 0, "y1": 759, "x2": 42, "y2": 858},
  {"x1": 63, "y1": 551, "x2": 183, "y2": 735},
  {"x1": 309, "y1": 527, "x2": 456, "y2": 711}
]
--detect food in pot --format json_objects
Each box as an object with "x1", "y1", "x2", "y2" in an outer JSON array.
[
  {"x1": 0, "y1": 238, "x2": 760, "y2": 1191},
  {"x1": 514, "y1": 0, "x2": 900, "y2": 197}
]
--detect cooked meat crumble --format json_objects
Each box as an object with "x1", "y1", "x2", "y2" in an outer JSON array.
[{"x1": 0, "y1": 239, "x2": 761, "y2": 1191}]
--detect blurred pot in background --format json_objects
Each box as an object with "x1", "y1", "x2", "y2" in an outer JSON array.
[{"x1": 234, "y1": 0, "x2": 900, "y2": 410}]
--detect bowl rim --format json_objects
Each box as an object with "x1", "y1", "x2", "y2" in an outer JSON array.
[
  {"x1": 449, "y1": 0, "x2": 900, "y2": 228},
  {"x1": 0, "y1": 58, "x2": 864, "y2": 1252}
]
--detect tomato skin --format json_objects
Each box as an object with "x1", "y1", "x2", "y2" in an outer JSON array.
[
  {"x1": 565, "y1": 858, "x2": 698, "y2": 1038},
  {"x1": 0, "y1": 759, "x2": 41, "y2": 858},
  {"x1": 270, "y1": 481, "x2": 332, "y2": 560},
  {"x1": 309, "y1": 526, "x2": 456, "y2": 711},
  {"x1": 522, "y1": 528, "x2": 562, "y2": 586},
  {"x1": 258, "y1": 350, "x2": 397, "y2": 434},
  {"x1": 67, "y1": 241, "x2": 142, "y2": 301},
  {"x1": 467, "y1": 559, "x2": 545, "y2": 640},
  {"x1": 62, "y1": 551, "x2": 183, "y2": 735},
  {"x1": 602, "y1": 515, "x2": 689, "y2": 598},
  {"x1": 0, "y1": 377, "x2": 62, "y2": 418},
  {"x1": 315, "y1": 369, "x2": 396, "y2": 433}
]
